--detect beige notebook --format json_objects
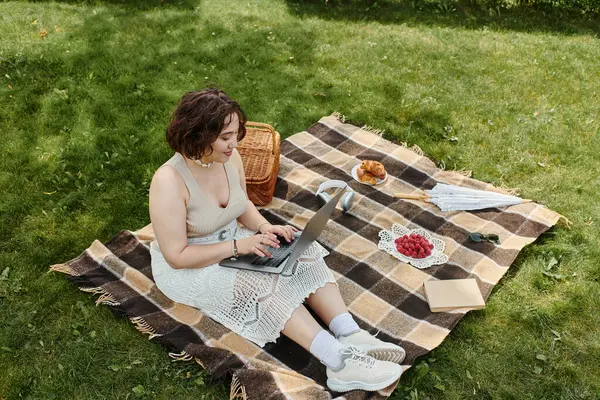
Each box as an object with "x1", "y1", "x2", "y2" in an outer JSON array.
[{"x1": 423, "y1": 278, "x2": 485, "y2": 312}]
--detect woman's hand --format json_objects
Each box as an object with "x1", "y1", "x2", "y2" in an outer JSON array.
[
  {"x1": 260, "y1": 224, "x2": 298, "y2": 243},
  {"x1": 237, "y1": 232, "x2": 280, "y2": 258}
]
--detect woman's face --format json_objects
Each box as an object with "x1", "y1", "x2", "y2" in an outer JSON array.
[{"x1": 204, "y1": 113, "x2": 239, "y2": 164}]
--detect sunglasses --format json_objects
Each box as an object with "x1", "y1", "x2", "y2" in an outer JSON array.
[{"x1": 469, "y1": 232, "x2": 500, "y2": 244}]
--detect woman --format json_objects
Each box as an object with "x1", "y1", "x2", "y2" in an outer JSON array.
[{"x1": 149, "y1": 89, "x2": 406, "y2": 392}]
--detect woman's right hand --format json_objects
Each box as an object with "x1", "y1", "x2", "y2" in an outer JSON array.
[{"x1": 237, "y1": 232, "x2": 280, "y2": 258}]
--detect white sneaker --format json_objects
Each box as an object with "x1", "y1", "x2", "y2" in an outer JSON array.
[
  {"x1": 326, "y1": 346, "x2": 403, "y2": 392},
  {"x1": 338, "y1": 329, "x2": 406, "y2": 364}
]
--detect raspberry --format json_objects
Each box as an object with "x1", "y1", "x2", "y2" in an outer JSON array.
[
  {"x1": 394, "y1": 232, "x2": 435, "y2": 258},
  {"x1": 396, "y1": 232, "x2": 433, "y2": 258}
]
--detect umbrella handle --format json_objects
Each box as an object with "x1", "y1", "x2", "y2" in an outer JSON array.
[{"x1": 393, "y1": 193, "x2": 431, "y2": 201}]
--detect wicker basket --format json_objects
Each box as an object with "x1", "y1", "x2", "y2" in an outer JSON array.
[{"x1": 238, "y1": 122, "x2": 281, "y2": 206}]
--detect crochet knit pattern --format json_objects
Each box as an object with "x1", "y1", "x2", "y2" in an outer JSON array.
[{"x1": 151, "y1": 226, "x2": 335, "y2": 346}]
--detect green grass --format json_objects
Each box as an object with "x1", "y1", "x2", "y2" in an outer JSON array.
[{"x1": 1, "y1": 0, "x2": 599, "y2": 399}]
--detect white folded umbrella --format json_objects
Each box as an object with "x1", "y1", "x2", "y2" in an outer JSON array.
[{"x1": 393, "y1": 183, "x2": 531, "y2": 212}]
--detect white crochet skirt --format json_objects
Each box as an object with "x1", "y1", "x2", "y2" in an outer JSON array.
[{"x1": 150, "y1": 225, "x2": 336, "y2": 347}]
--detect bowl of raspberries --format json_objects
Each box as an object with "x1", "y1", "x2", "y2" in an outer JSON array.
[
  {"x1": 378, "y1": 224, "x2": 449, "y2": 269},
  {"x1": 394, "y1": 233, "x2": 434, "y2": 259}
]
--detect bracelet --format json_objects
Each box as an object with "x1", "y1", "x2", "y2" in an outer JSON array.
[
  {"x1": 257, "y1": 222, "x2": 271, "y2": 233},
  {"x1": 232, "y1": 239, "x2": 239, "y2": 259}
]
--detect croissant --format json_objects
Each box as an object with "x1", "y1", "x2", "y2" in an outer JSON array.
[
  {"x1": 356, "y1": 168, "x2": 377, "y2": 184},
  {"x1": 360, "y1": 160, "x2": 386, "y2": 179}
]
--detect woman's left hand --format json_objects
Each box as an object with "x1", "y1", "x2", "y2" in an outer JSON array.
[{"x1": 260, "y1": 224, "x2": 298, "y2": 243}]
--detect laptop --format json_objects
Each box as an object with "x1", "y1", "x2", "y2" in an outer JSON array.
[{"x1": 219, "y1": 186, "x2": 347, "y2": 274}]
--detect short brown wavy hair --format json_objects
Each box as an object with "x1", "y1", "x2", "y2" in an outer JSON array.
[{"x1": 166, "y1": 89, "x2": 247, "y2": 159}]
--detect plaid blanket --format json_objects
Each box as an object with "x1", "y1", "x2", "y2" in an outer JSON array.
[{"x1": 50, "y1": 114, "x2": 561, "y2": 400}]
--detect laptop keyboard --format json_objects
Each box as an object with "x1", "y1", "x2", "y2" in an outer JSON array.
[{"x1": 251, "y1": 237, "x2": 298, "y2": 267}]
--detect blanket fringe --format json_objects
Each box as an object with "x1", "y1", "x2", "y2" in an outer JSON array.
[
  {"x1": 195, "y1": 357, "x2": 206, "y2": 369},
  {"x1": 400, "y1": 141, "x2": 425, "y2": 157},
  {"x1": 48, "y1": 263, "x2": 78, "y2": 276},
  {"x1": 95, "y1": 292, "x2": 120, "y2": 307},
  {"x1": 410, "y1": 144, "x2": 424, "y2": 156},
  {"x1": 331, "y1": 111, "x2": 346, "y2": 123},
  {"x1": 333, "y1": 113, "x2": 432, "y2": 156},
  {"x1": 361, "y1": 124, "x2": 385, "y2": 137},
  {"x1": 498, "y1": 184, "x2": 521, "y2": 196},
  {"x1": 130, "y1": 316, "x2": 158, "y2": 336},
  {"x1": 52, "y1": 271, "x2": 125, "y2": 311},
  {"x1": 230, "y1": 375, "x2": 248, "y2": 400},
  {"x1": 168, "y1": 350, "x2": 194, "y2": 362},
  {"x1": 50, "y1": 261, "x2": 174, "y2": 351},
  {"x1": 558, "y1": 214, "x2": 573, "y2": 229},
  {"x1": 453, "y1": 169, "x2": 473, "y2": 178},
  {"x1": 79, "y1": 287, "x2": 106, "y2": 295},
  {"x1": 148, "y1": 333, "x2": 163, "y2": 340}
]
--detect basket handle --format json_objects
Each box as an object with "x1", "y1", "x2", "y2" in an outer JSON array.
[
  {"x1": 246, "y1": 121, "x2": 274, "y2": 131},
  {"x1": 246, "y1": 121, "x2": 278, "y2": 156}
]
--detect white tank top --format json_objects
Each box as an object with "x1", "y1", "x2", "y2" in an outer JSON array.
[{"x1": 161, "y1": 152, "x2": 248, "y2": 237}]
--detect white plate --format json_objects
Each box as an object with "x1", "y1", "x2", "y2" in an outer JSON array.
[{"x1": 351, "y1": 164, "x2": 387, "y2": 186}]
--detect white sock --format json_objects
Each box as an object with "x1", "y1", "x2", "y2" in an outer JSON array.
[
  {"x1": 329, "y1": 312, "x2": 361, "y2": 338},
  {"x1": 309, "y1": 330, "x2": 345, "y2": 369}
]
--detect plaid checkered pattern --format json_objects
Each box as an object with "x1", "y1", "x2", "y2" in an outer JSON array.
[{"x1": 50, "y1": 114, "x2": 561, "y2": 400}]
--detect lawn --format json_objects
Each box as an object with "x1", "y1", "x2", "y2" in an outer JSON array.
[{"x1": 1, "y1": 0, "x2": 599, "y2": 399}]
